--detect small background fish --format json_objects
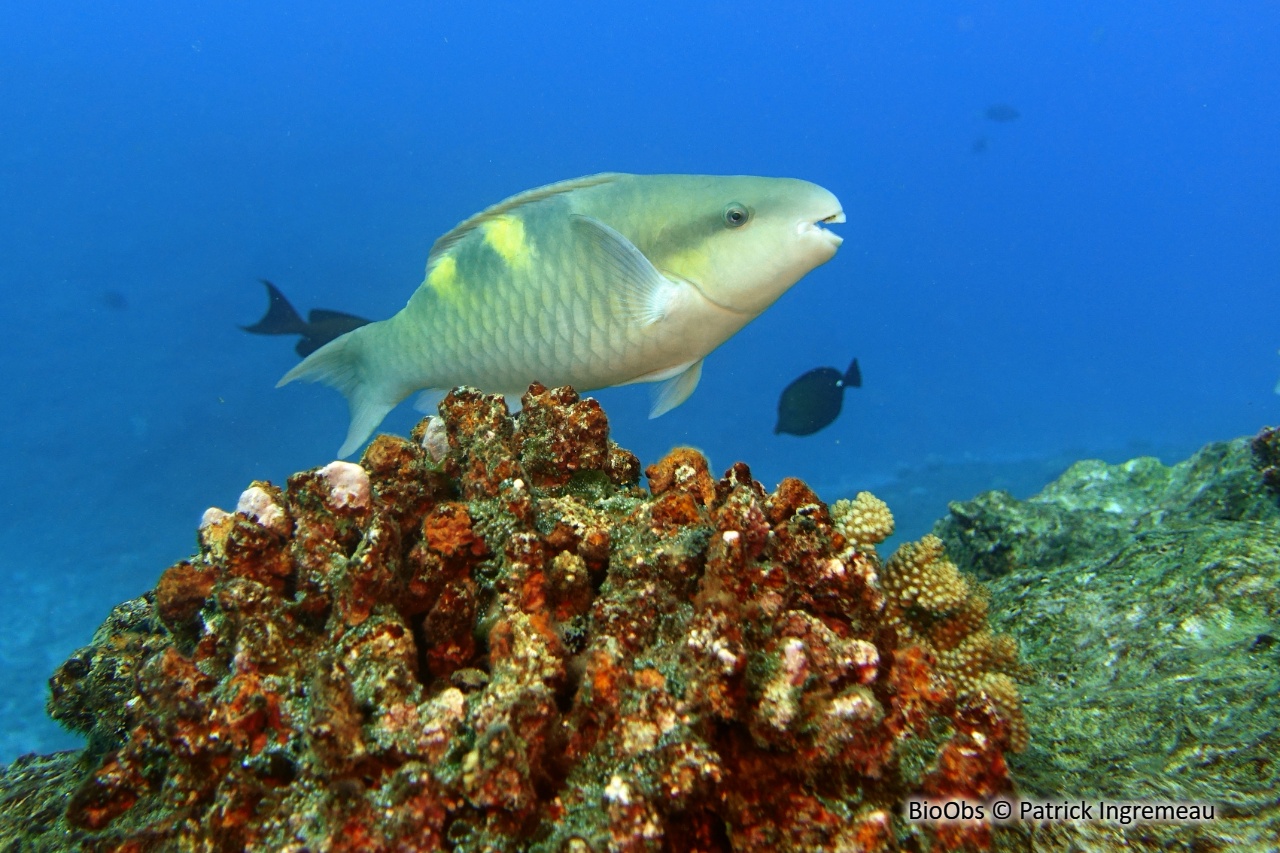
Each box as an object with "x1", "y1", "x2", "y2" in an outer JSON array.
[
  {"x1": 242, "y1": 280, "x2": 371, "y2": 358},
  {"x1": 775, "y1": 357, "x2": 862, "y2": 436}
]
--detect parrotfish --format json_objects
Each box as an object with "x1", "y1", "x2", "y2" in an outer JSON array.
[
  {"x1": 774, "y1": 357, "x2": 862, "y2": 436},
  {"x1": 242, "y1": 279, "x2": 371, "y2": 358},
  {"x1": 280, "y1": 173, "x2": 844, "y2": 457}
]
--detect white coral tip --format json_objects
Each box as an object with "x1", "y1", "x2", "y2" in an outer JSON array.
[
  {"x1": 319, "y1": 460, "x2": 371, "y2": 510},
  {"x1": 235, "y1": 486, "x2": 288, "y2": 533},
  {"x1": 199, "y1": 507, "x2": 231, "y2": 529}
]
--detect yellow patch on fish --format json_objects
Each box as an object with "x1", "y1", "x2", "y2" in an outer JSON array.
[
  {"x1": 426, "y1": 254, "x2": 461, "y2": 303},
  {"x1": 482, "y1": 215, "x2": 534, "y2": 268},
  {"x1": 661, "y1": 246, "x2": 712, "y2": 284}
]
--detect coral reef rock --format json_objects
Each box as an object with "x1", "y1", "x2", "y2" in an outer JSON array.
[
  {"x1": 1, "y1": 384, "x2": 1025, "y2": 852},
  {"x1": 938, "y1": 433, "x2": 1280, "y2": 853}
]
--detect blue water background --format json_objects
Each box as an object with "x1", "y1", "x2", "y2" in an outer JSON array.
[{"x1": 1, "y1": 2, "x2": 1277, "y2": 761}]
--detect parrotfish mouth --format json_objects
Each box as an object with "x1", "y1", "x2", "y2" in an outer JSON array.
[{"x1": 804, "y1": 210, "x2": 846, "y2": 247}]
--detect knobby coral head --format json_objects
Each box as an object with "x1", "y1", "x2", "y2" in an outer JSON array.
[{"x1": 46, "y1": 382, "x2": 1027, "y2": 852}]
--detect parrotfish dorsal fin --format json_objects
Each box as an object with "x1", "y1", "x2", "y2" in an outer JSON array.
[{"x1": 426, "y1": 172, "x2": 623, "y2": 270}]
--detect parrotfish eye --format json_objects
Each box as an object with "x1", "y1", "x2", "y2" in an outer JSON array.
[{"x1": 723, "y1": 203, "x2": 751, "y2": 228}]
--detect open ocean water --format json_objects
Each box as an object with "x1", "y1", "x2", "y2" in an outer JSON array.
[{"x1": 1, "y1": 2, "x2": 1276, "y2": 764}]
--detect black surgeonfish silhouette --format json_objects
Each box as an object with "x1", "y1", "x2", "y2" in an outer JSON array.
[
  {"x1": 774, "y1": 357, "x2": 862, "y2": 436},
  {"x1": 242, "y1": 280, "x2": 371, "y2": 358}
]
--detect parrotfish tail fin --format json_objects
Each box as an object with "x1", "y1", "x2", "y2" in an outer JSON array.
[
  {"x1": 649, "y1": 359, "x2": 704, "y2": 418},
  {"x1": 242, "y1": 280, "x2": 306, "y2": 335},
  {"x1": 843, "y1": 357, "x2": 862, "y2": 389},
  {"x1": 277, "y1": 325, "x2": 401, "y2": 458}
]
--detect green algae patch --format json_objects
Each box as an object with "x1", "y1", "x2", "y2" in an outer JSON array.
[{"x1": 939, "y1": 435, "x2": 1280, "y2": 852}]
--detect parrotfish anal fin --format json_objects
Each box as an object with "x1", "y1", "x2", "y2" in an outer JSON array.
[
  {"x1": 415, "y1": 389, "x2": 521, "y2": 415},
  {"x1": 413, "y1": 389, "x2": 446, "y2": 415},
  {"x1": 570, "y1": 214, "x2": 676, "y2": 326},
  {"x1": 649, "y1": 359, "x2": 703, "y2": 418},
  {"x1": 277, "y1": 326, "x2": 403, "y2": 458},
  {"x1": 339, "y1": 397, "x2": 397, "y2": 458},
  {"x1": 426, "y1": 173, "x2": 622, "y2": 270}
]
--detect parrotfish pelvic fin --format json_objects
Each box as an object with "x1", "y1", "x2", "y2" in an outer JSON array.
[{"x1": 649, "y1": 359, "x2": 704, "y2": 418}]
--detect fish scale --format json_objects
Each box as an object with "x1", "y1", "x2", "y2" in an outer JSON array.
[{"x1": 280, "y1": 172, "x2": 844, "y2": 457}]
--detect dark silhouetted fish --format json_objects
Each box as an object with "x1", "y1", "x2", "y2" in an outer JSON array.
[
  {"x1": 774, "y1": 357, "x2": 862, "y2": 436},
  {"x1": 242, "y1": 280, "x2": 371, "y2": 358},
  {"x1": 984, "y1": 103, "x2": 1020, "y2": 122},
  {"x1": 971, "y1": 135, "x2": 989, "y2": 154}
]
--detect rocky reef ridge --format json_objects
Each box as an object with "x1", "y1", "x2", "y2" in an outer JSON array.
[
  {"x1": 938, "y1": 430, "x2": 1280, "y2": 852},
  {"x1": 1, "y1": 384, "x2": 1026, "y2": 852}
]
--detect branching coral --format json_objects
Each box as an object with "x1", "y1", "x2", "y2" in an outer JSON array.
[
  {"x1": 881, "y1": 534, "x2": 1030, "y2": 753},
  {"x1": 831, "y1": 491, "x2": 895, "y2": 549}
]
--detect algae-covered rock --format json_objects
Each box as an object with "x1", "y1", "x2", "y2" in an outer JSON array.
[{"x1": 937, "y1": 433, "x2": 1280, "y2": 852}]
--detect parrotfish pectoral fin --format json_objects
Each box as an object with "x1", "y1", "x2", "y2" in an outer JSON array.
[
  {"x1": 649, "y1": 359, "x2": 704, "y2": 418},
  {"x1": 278, "y1": 326, "x2": 402, "y2": 458},
  {"x1": 570, "y1": 214, "x2": 676, "y2": 326}
]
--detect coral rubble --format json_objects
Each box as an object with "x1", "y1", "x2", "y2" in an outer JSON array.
[
  {"x1": 1, "y1": 384, "x2": 1024, "y2": 851},
  {"x1": 938, "y1": 437, "x2": 1280, "y2": 852}
]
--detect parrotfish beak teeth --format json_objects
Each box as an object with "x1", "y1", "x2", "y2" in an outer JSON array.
[{"x1": 806, "y1": 210, "x2": 846, "y2": 247}]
